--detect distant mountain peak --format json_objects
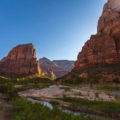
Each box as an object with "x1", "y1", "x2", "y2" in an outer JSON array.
[
  {"x1": 41, "y1": 57, "x2": 50, "y2": 61},
  {"x1": 39, "y1": 57, "x2": 75, "y2": 78}
]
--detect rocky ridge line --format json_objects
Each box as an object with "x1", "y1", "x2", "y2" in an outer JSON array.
[
  {"x1": 39, "y1": 57, "x2": 74, "y2": 78},
  {"x1": 0, "y1": 43, "x2": 41, "y2": 77},
  {"x1": 74, "y1": 0, "x2": 120, "y2": 70}
]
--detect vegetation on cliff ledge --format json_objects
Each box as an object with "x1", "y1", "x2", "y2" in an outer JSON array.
[{"x1": 55, "y1": 64, "x2": 120, "y2": 86}]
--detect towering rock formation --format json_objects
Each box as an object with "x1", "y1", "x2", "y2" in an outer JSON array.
[
  {"x1": 74, "y1": 0, "x2": 120, "y2": 70},
  {"x1": 39, "y1": 57, "x2": 74, "y2": 78},
  {"x1": 0, "y1": 43, "x2": 41, "y2": 77}
]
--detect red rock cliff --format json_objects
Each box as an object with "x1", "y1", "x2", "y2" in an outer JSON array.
[
  {"x1": 0, "y1": 43, "x2": 41, "y2": 76},
  {"x1": 74, "y1": 0, "x2": 120, "y2": 70}
]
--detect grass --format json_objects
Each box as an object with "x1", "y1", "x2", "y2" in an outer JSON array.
[
  {"x1": 0, "y1": 104, "x2": 5, "y2": 110},
  {"x1": 0, "y1": 74, "x2": 119, "y2": 119},
  {"x1": 9, "y1": 98, "x2": 112, "y2": 120},
  {"x1": 58, "y1": 97, "x2": 120, "y2": 119},
  {"x1": 50, "y1": 100, "x2": 60, "y2": 106},
  {"x1": 97, "y1": 84, "x2": 120, "y2": 90},
  {"x1": 0, "y1": 75, "x2": 53, "y2": 92}
]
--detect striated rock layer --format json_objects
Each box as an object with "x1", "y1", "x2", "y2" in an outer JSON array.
[
  {"x1": 39, "y1": 57, "x2": 74, "y2": 78},
  {"x1": 53, "y1": 60, "x2": 74, "y2": 72},
  {"x1": 74, "y1": 0, "x2": 120, "y2": 70},
  {"x1": 0, "y1": 43, "x2": 41, "y2": 77}
]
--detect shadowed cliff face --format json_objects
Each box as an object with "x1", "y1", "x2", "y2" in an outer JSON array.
[
  {"x1": 74, "y1": 0, "x2": 120, "y2": 70},
  {"x1": 0, "y1": 43, "x2": 41, "y2": 77}
]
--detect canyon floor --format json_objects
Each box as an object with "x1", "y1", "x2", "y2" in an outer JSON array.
[
  {"x1": 19, "y1": 85, "x2": 119, "y2": 102},
  {"x1": 18, "y1": 84, "x2": 120, "y2": 119},
  {"x1": 0, "y1": 82, "x2": 120, "y2": 120}
]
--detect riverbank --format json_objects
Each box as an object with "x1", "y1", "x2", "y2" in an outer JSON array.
[
  {"x1": 19, "y1": 85, "x2": 117, "y2": 101},
  {"x1": 18, "y1": 85, "x2": 120, "y2": 119}
]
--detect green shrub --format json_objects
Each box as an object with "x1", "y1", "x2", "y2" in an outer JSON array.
[
  {"x1": 10, "y1": 98, "x2": 103, "y2": 120},
  {"x1": 88, "y1": 74, "x2": 101, "y2": 84},
  {"x1": 59, "y1": 97, "x2": 120, "y2": 119},
  {"x1": 0, "y1": 82, "x2": 18, "y2": 100},
  {"x1": 50, "y1": 101, "x2": 60, "y2": 106}
]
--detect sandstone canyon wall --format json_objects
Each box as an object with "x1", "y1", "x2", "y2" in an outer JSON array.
[
  {"x1": 0, "y1": 43, "x2": 41, "y2": 77},
  {"x1": 39, "y1": 57, "x2": 74, "y2": 78},
  {"x1": 55, "y1": 0, "x2": 120, "y2": 83},
  {"x1": 74, "y1": 0, "x2": 120, "y2": 70}
]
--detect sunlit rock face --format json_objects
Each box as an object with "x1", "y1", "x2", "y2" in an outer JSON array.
[
  {"x1": 56, "y1": 0, "x2": 120, "y2": 83},
  {"x1": 107, "y1": 0, "x2": 120, "y2": 12},
  {"x1": 74, "y1": 0, "x2": 120, "y2": 70},
  {"x1": 0, "y1": 43, "x2": 42, "y2": 76},
  {"x1": 98, "y1": 0, "x2": 120, "y2": 35}
]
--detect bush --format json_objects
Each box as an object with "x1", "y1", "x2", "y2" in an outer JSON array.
[
  {"x1": 10, "y1": 98, "x2": 101, "y2": 120},
  {"x1": 88, "y1": 74, "x2": 101, "y2": 84},
  {"x1": 59, "y1": 97, "x2": 120, "y2": 119},
  {"x1": 0, "y1": 82, "x2": 18, "y2": 100}
]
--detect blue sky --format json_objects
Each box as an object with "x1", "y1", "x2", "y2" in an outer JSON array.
[{"x1": 0, "y1": 0, "x2": 107, "y2": 61}]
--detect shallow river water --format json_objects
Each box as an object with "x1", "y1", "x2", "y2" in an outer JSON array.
[
  {"x1": 27, "y1": 97, "x2": 80, "y2": 115},
  {"x1": 27, "y1": 97, "x2": 113, "y2": 120},
  {"x1": 18, "y1": 85, "x2": 114, "y2": 120}
]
